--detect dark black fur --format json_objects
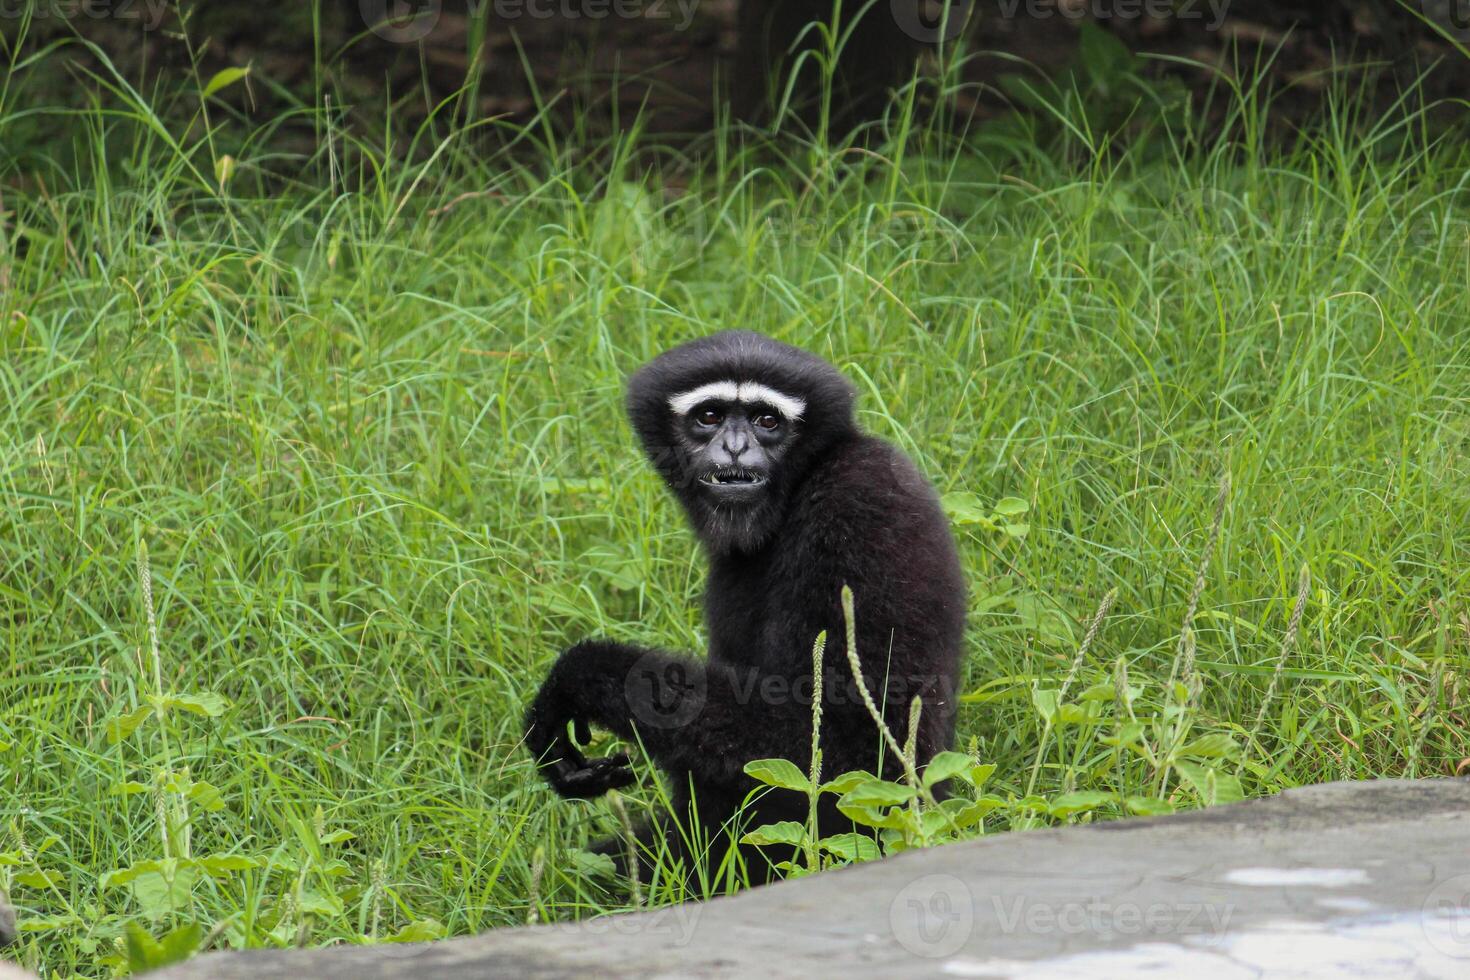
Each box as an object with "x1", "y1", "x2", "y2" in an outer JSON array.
[{"x1": 523, "y1": 331, "x2": 966, "y2": 881}]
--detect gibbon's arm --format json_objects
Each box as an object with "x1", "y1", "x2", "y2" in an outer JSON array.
[{"x1": 524, "y1": 640, "x2": 803, "y2": 799}]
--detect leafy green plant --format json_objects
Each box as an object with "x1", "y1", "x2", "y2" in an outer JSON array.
[
  {"x1": 988, "y1": 21, "x2": 1191, "y2": 158},
  {"x1": 741, "y1": 586, "x2": 1004, "y2": 870}
]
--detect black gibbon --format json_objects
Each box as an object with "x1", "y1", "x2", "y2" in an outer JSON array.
[{"x1": 524, "y1": 331, "x2": 966, "y2": 880}]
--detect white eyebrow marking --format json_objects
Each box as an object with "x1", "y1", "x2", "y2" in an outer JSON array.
[
  {"x1": 735, "y1": 382, "x2": 806, "y2": 420},
  {"x1": 667, "y1": 380, "x2": 807, "y2": 420},
  {"x1": 667, "y1": 381, "x2": 739, "y2": 416}
]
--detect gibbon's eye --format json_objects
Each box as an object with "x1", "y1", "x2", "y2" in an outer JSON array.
[
  {"x1": 695, "y1": 407, "x2": 724, "y2": 427},
  {"x1": 753, "y1": 413, "x2": 781, "y2": 431}
]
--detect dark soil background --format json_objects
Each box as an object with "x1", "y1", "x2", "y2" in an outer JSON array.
[{"x1": 6, "y1": 1, "x2": 1470, "y2": 137}]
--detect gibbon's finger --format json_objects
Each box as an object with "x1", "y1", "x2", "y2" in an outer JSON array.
[
  {"x1": 557, "y1": 724, "x2": 589, "y2": 768},
  {"x1": 582, "y1": 754, "x2": 630, "y2": 775},
  {"x1": 574, "y1": 717, "x2": 592, "y2": 746},
  {"x1": 558, "y1": 765, "x2": 618, "y2": 798},
  {"x1": 583, "y1": 759, "x2": 635, "y2": 793},
  {"x1": 602, "y1": 763, "x2": 635, "y2": 792}
]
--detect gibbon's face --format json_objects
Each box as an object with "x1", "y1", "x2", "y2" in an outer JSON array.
[{"x1": 666, "y1": 379, "x2": 805, "y2": 506}]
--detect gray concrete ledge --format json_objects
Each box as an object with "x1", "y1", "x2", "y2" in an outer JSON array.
[{"x1": 135, "y1": 779, "x2": 1470, "y2": 977}]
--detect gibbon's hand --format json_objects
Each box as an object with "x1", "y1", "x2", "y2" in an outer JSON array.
[{"x1": 524, "y1": 670, "x2": 634, "y2": 800}]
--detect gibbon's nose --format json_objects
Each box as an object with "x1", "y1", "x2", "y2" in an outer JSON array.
[{"x1": 721, "y1": 429, "x2": 750, "y2": 461}]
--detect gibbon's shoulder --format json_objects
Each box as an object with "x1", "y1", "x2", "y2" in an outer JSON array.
[{"x1": 795, "y1": 433, "x2": 947, "y2": 530}]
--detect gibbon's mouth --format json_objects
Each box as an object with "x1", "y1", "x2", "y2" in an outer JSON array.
[{"x1": 701, "y1": 467, "x2": 768, "y2": 489}]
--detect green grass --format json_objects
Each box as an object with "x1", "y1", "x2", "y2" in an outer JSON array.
[{"x1": 2, "y1": 28, "x2": 1469, "y2": 977}]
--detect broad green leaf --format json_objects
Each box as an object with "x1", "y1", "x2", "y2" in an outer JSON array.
[
  {"x1": 838, "y1": 777, "x2": 917, "y2": 808},
  {"x1": 569, "y1": 850, "x2": 617, "y2": 878},
  {"x1": 297, "y1": 889, "x2": 344, "y2": 917},
  {"x1": 922, "y1": 751, "x2": 976, "y2": 787},
  {"x1": 1077, "y1": 21, "x2": 1132, "y2": 89},
  {"x1": 1179, "y1": 733, "x2": 1238, "y2": 759},
  {"x1": 818, "y1": 833, "x2": 880, "y2": 862},
  {"x1": 941, "y1": 492, "x2": 996, "y2": 528},
  {"x1": 128, "y1": 863, "x2": 199, "y2": 919},
  {"x1": 160, "y1": 692, "x2": 229, "y2": 717},
  {"x1": 1031, "y1": 687, "x2": 1059, "y2": 723},
  {"x1": 196, "y1": 854, "x2": 259, "y2": 876},
  {"x1": 386, "y1": 919, "x2": 446, "y2": 943},
  {"x1": 319, "y1": 829, "x2": 356, "y2": 845},
  {"x1": 1100, "y1": 721, "x2": 1148, "y2": 749},
  {"x1": 743, "y1": 758, "x2": 811, "y2": 793},
  {"x1": 125, "y1": 921, "x2": 203, "y2": 972},
  {"x1": 1047, "y1": 791, "x2": 1116, "y2": 818},
  {"x1": 969, "y1": 763, "x2": 997, "y2": 789},
  {"x1": 1211, "y1": 774, "x2": 1246, "y2": 805},
  {"x1": 1055, "y1": 702, "x2": 1097, "y2": 727},
  {"x1": 941, "y1": 796, "x2": 1005, "y2": 829},
  {"x1": 920, "y1": 806, "x2": 974, "y2": 836},
  {"x1": 819, "y1": 770, "x2": 871, "y2": 795},
  {"x1": 994, "y1": 496, "x2": 1030, "y2": 517},
  {"x1": 107, "y1": 705, "x2": 153, "y2": 743},
  {"x1": 19, "y1": 913, "x2": 81, "y2": 932},
  {"x1": 103, "y1": 859, "x2": 167, "y2": 888},
  {"x1": 740, "y1": 821, "x2": 807, "y2": 848},
  {"x1": 835, "y1": 802, "x2": 911, "y2": 831},
  {"x1": 188, "y1": 781, "x2": 226, "y2": 812},
  {"x1": 1081, "y1": 682, "x2": 1142, "y2": 703},
  {"x1": 1173, "y1": 760, "x2": 1245, "y2": 806},
  {"x1": 202, "y1": 67, "x2": 250, "y2": 99},
  {"x1": 13, "y1": 869, "x2": 61, "y2": 889},
  {"x1": 1125, "y1": 797, "x2": 1176, "y2": 817},
  {"x1": 264, "y1": 854, "x2": 301, "y2": 874},
  {"x1": 320, "y1": 858, "x2": 352, "y2": 878}
]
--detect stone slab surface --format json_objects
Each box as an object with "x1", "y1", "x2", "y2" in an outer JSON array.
[{"x1": 131, "y1": 779, "x2": 1470, "y2": 978}]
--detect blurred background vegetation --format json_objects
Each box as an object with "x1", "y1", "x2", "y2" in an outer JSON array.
[{"x1": 4, "y1": 0, "x2": 1470, "y2": 148}]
